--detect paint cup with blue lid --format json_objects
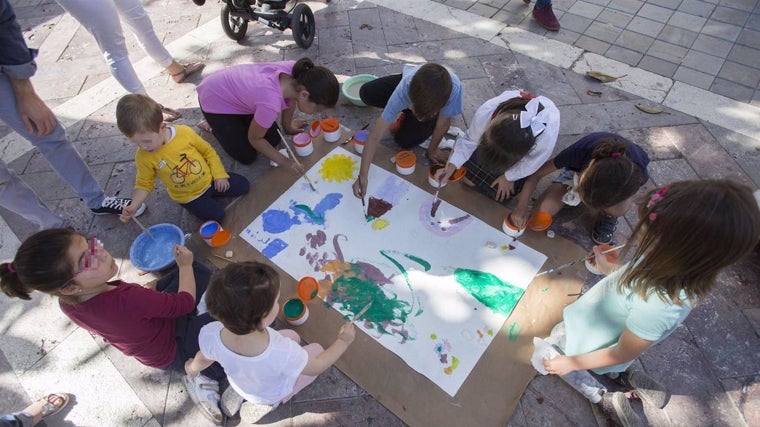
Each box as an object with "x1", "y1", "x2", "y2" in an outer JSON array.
[
  {"x1": 352, "y1": 129, "x2": 369, "y2": 154},
  {"x1": 199, "y1": 220, "x2": 231, "y2": 247}
]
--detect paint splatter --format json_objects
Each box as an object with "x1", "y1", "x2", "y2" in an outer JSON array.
[
  {"x1": 306, "y1": 230, "x2": 327, "y2": 248},
  {"x1": 318, "y1": 154, "x2": 358, "y2": 182},
  {"x1": 443, "y1": 356, "x2": 460, "y2": 375},
  {"x1": 508, "y1": 322, "x2": 522, "y2": 342},
  {"x1": 430, "y1": 334, "x2": 437, "y2": 339},
  {"x1": 367, "y1": 197, "x2": 392, "y2": 218},
  {"x1": 371, "y1": 219, "x2": 390, "y2": 230},
  {"x1": 454, "y1": 268, "x2": 525, "y2": 316},
  {"x1": 540, "y1": 287, "x2": 550, "y2": 293},
  {"x1": 418, "y1": 197, "x2": 473, "y2": 236},
  {"x1": 262, "y1": 209, "x2": 300, "y2": 233},
  {"x1": 262, "y1": 238, "x2": 288, "y2": 259}
]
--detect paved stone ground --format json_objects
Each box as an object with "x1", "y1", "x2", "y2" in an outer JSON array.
[
  {"x1": 439, "y1": 0, "x2": 760, "y2": 105},
  {"x1": 1, "y1": 0, "x2": 759, "y2": 426}
]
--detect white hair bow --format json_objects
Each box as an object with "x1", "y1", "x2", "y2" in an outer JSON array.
[{"x1": 519, "y1": 98, "x2": 549, "y2": 137}]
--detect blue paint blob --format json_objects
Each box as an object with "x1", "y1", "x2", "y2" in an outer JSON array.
[
  {"x1": 199, "y1": 221, "x2": 220, "y2": 238},
  {"x1": 129, "y1": 223, "x2": 185, "y2": 272},
  {"x1": 262, "y1": 209, "x2": 299, "y2": 233},
  {"x1": 262, "y1": 238, "x2": 288, "y2": 259}
]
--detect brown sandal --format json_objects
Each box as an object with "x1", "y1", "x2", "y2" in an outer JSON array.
[
  {"x1": 171, "y1": 61, "x2": 205, "y2": 83},
  {"x1": 159, "y1": 104, "x2": 182, "y2": 122}
]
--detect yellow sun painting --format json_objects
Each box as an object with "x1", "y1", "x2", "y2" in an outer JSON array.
[{"x1": 318, "y1": 154, "x2": 358, "y2": 182}]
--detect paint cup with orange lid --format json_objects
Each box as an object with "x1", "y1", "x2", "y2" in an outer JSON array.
[
  {"x1": 199, "y1": 220, "x2": 232, "y2": 247},
  {"x1": 292, "y1": 132, "x2": 314, "y2": 156},
  {"x1": 309, "y1": 119, "x2": 322, "y2": 138},
  {"x1": 502, "y1": 213, "x2": 525, "y2": 238},
  {"x1": 283, "y1": 276, "x2": 319, "y2": 326},
  {"x1": 428, "y1": 164, "x2": 466, "y2": 188},
  {"x1": 395, "y1": 150, "x2": 416, "y2": 175},
  {"x1": 321, "y1": 117, "x2": 341, "y2": 143},
  {"x1": 527, "y1": 211, "x2": 553, "y2": 232},
  {"x1": 585, "y1": 244, "x2": 620, "y2": 275}
]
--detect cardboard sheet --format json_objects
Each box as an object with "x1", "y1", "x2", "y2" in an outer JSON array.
[{"x1": 194, "y1": 133, "x2": 590, "y2": 426}]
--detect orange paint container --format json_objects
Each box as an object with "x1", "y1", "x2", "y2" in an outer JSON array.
[
  {"x1": 428, "y1": 164, "x2": 466, "y2": 188},
  {"x1": 502, "y1": 214, "x2": 525, "y2": 238},
  {"x1": 309, "y1": 120, "x2": 322, "y2": 138},
  {"x1": 199, "y1": 221, "x2": 232, "y2": 247},
  {"x1": 395, "y1": 150, "x2": 416, "y2": 175},
  {"x1": 321, "y1": 117, "x2": 341, "y2": 142},
  {"x1": 585, "y1": 244, "x2": 620, "y2": 274},
  {"x1": 297, "y1": 276, "x2": 319, "y2": 301},
  {"x1": 527, "y1": 211, "x2": 553, "y2": 232},
  {"x1": 293, "y1": 132, "x2": 313, "y2": 156}
]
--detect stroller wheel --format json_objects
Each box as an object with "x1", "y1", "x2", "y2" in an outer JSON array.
[
  {"x1": 221, "y1": 3, "x2": 248, "y2": 41},
  {"x1": 192, "y1": 0, "x2": 205, "y2": 5},
  {"x1": 290, "y1": 3, "x2": 315, "y2": 48}
]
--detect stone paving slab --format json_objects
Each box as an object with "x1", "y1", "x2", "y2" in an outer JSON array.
[{"x1": 1, "y1": 1, "x2": 759, "y2": 426}]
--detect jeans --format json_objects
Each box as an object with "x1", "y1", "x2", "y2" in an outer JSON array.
[
  {"x1": 181, "y1": 173, "x2": 250, "y2": 222},
  {"x1": 200, "y1": 110, "x2": 281, "y2": 165}
]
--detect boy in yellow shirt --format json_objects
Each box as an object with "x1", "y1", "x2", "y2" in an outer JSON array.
[{"x1": 116, "y1": 94, "x2": 249, "y2": 222}]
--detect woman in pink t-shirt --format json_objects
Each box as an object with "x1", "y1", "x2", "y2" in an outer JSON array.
[{"x1": 196, "y1": 57, "x2": 339, "y2": 168}]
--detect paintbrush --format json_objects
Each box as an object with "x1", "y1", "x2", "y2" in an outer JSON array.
[
  {"x1": 211, "y1": 253, "x2": 234, "y2": 263},
  {"x1": 277, "y1": 129, "x2": 316, "y2": 192},
  {"x1": 342, "y1": 123, "x2": 369, "y2": 145},
  {"x1": 359, "y1": 181, "x2": 367, "y2": 217},
  {"x1": 430, "y1": 139, "x2": 457, "y2": 217},
  {"x1": 132, "y1": 216, "x2": 155, "y2": 240},
  {"x1": 353, "y1": 301, "x2": 372, "y2": 322},
  {"x1": 535, "y1": 244, "x2": 626, "y2": 276}
]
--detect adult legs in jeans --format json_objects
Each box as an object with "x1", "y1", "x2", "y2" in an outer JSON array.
[
  {"x1": 181, "y1": 173, "x2": 250, "y2": 222},
  {"x1": 0, "y1": 75, "x2": 105, "y2": 226},
  {"x1": 359, "y1": 74, "x2": 436, "y2": 149},
  {"x1": 200, "y1": 110, "x2": 280, "y2": 164}
]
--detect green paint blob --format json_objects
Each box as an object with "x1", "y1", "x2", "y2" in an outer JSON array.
[
  {"x1": 403, "y1": 254, "x2": 431, "y2": 271},
  {"x1": 329, "y1": 274, "x2": 413, "y2": 337},
  {"x1": 430, "y1": 334, "x2": 437, "y2": 339},
  {"x1": 293, "y1": 204, "x2": 324, "y2": 223},
  {"x1": 541, "y1": 287, "x2": 550, "y2": 293},
  {"x1": 283, "y1": 299, "x2": 305, "y2": 318},
  {"x1": 487, "y1": 329, "x2": 494, "y2": 336},
  {"x1": 508, "y1": 322, "x2": 522, "y2": 342},
  {"x1": 454, "y1": 268, "x2": 525, "y2": 316}
]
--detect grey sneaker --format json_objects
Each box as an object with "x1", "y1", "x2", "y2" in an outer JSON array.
[
  {"x1": 621, "y1": 369, "x2": 670, "y2": 409},
  {"x1": 91, "y1": 197, "x2": 146, "y2": 216},
  {"x1": 220, "y1": 385, "x2": 245, "y2": 417},
  {"x1": 183, "y1": 374, "x2": 222, "y2": 424},
  {"x1": 598, "y1": 391, "x2": 643, "y2": 427},
  {"x1": 240, "y1": 400, "x2": 278, "y2": 423}
]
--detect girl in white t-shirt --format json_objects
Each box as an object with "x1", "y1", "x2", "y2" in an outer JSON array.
[
  {"x1": 185, "y1": 262, "x2": 355, "y2": 422},
  {"x1": 537, "y1": 179, "x2": 760, "y2": 427}
]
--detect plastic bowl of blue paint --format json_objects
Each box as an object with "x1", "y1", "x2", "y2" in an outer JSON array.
[{"x1": 129, "y1": 223, "x2": 185, "y2": 272}]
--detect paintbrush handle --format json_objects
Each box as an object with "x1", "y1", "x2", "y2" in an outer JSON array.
[
  {"x1": 536, "y1": 244, "x2": 625, "y2": 276},
  {"x1": 277, "y1": 129, "x2": 316, "y2": 191},
  {"x1": 132, "y1": 216, "x2": 154, "y2": 238}
]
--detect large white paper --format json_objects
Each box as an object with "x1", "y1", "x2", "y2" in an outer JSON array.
[{"x1": 242, "y1": 148, "x2": 546, "y2": 396}]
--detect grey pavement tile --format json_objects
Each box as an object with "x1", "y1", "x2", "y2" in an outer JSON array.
[
  {"x1": 679, "y1": 0, "x2": 718, "y2": 16},
  {"x1": 605, "y1": 44, "x2": 644, "y2": 65},
  {"x1": 691, "y1": 33, "x2": 735, "y2": 57},
  {"x1": 349, "y1": 8, "x2": 386, "y2": 47},
  {"x1": 710, "y1": 5, "x2": 751, "y2": 24},
  {"x1": 701, "y1": 18, "x2": 743, "y2": 40},
  {"x1": 414, "y1": 17, "x2": 474, "y2": 42},
  {"x1": 560, "y1": 65, "x2": 642, "y2": 103},
  {"x1": 658, "y1": 24, "x2": 699, "y2": 47},
  {"x1": 681, "y1": 49, "x2": 725, "y2": 74},
  {"x1": 554, "y1": 12, "x2": 593, "y2": 33},
  {"x1": 646, "y1": 0, "x2": 684, "y2": 8},
  {"x1": 702, "y1": 122, "x2": 760, "y2": 187},
  {"x1": 556, "y1": 104, "x2": 614, "y2": 134},
  {"x1": 378, "y1": 8, "x2": 419, "y2": 47},
  {"x1": 543, "y1": 27, "x2": 583, "y2": 44},
  {"x1": 607, "y1": 0, "x2": 644, "y2": 14},
  {"x1": 584, "y1": 0, "x2": 613, "y2": 6},
  {"x1": 640, "y1": 326, "x2": 747, "y2": 426},
  {"x1": 745, "y1": 307, "x2": 760, "y2": 338},
  {"x1": 493, "y1": 6, "x2": 532, "y2": 25},
  {"x1": 554, "y1": 0, "x2": 580, "y2": 11},
  {"x1": 710, "y1": 77, "x2": 755, "y2": 102},
  {"x1": 596, "y1": 8, "x2": 633, "y2": 27},
  {"x1": 638, "y1": 3, "x2": 675, "y2": 23},
  {"x1": 480, "y1": 0, "x2": 511, "y2": 6},
  {"x1": 468, "y1": 2, "x2": 500, "y2": 18},
  {"x1": 315, "y1": 8, "x2": 351, "y2": 28},
  {"x1": 517, "y1": 375, "x2": 598, "y2": 425},
  {"x1": 0, "y1": 351, "x2": 30, "y2": 415},
  {"x1": 584, "y1": 21, "x2": 623, "y2": 42},
  {"x1": 648, "y1": 158, "x2": 699, "y2": 185},
  {"x1": 442, "y1": 57, "x2": 489, "y2": 80},
  {"x1": 647, "y1": 40, "x2": 690, "y2": 64},
  {"x1": 290, "y1": 366, "x2": 366, "y2": 403},
  {"x1": 736, "y1": 28, "x2": 760, "y2": 49},
  {"x1": 673, "y1": 65, "x2": 715, "y2": 88},
  {"x1": 616, "y1": 126, "x2": 683, "y2": 160},
  {"x1": 604, "y1": 100, "x2": 698, "y2": 129},
  {"x1": 461, "y1": 78, "x2": 500, "y2": 125},
  {"x1": 722, "y1": 375, "x2": 760, "y2": 427},
  {"x1": 727, "y1": 43, "x2": 760, "y2": 68},
  {"x1": 753, "y1": 89, "x2": 760, "y2": 108},
  {"x1": 567, "y1": 1, "x2": 605, "y2": 19},
  {"x1": 315, "y1": 26, "x2": 353, "y2": 56},
  {"x1": 719, "y1": 0, "x2": 758, "y2": 11},
  {"x1": 674, "y1": 123, "x2": 755, "y2": 182},
  {"x1": 389, "y1": 37, "x2": 505, "y2": 62},
  {"x1": 505, "y1": 399, "x2": 528, "y2": 426},
  {"x1": 667, "y1": 10, "x2": 708, "y2": 30},
  {"x1": 626, "y1": 16, "x2": 665, "y2": 36},
  {"x1": 638, "y1": 55, "x2": 679, "y2": 77},
  {"x1": 288, "y1": 395, "x2": 406, "y2": 426},
  {"x1": 511, "y1": 53, "x2": 583, "y2": 105},
  {"x1": 747, "y1": 12, "x2": 760, "y2": 30},
  {"x1": 445, "y1": 0, "x2": 478, "y2": 9},
  {"x1": 614, "y1": 29, "x2": 655, "y2": 52}
]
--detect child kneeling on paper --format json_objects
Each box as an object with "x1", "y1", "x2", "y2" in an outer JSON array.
[
  {"x1": 116, "y1": 94, "x2": 249, "y2": 223},
  {"x1": 185, "y1": 262, "x2": 355, "y2": 422}
]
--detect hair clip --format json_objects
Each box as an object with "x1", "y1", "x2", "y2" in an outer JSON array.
[
  {"x1": 519, "y1": 91, "x2": 536, "y2": 99},
  {"x1": 611, "y1": 152, "x2": 621, "y2": 158},
  {"x1": 7, "y1": 263, "x2": 16, "y2": 273},
  {"x1": 519, "y1": 98, "x2": 549, "y2": 137}
]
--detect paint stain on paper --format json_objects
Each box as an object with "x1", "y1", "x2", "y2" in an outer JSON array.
[
  {"x1": 508, "y1": 322, "x2": 522, "y2": 342},
  {"x1": 261, "y1": 193, "x2": 342, "y2": 233},
  {"x1": 444, "y1": 356, "x2": 460, "y2": 375},
  {"x1": 318, "y1": 154, "x2": 358, "y2": 182},
  {"x1": 262, "y1": 209, "x2": 299, "y2": 233},
  {"x1": 261, "y1": 238, "x2": 288, "y2": 259},
  {"x1": 371, "y1": 219, "x2": 390, "y2": 230},
  {"x1": 454, "y1": 268, "x2": 525, "y2": 316},
  {"x1": 431, "y1": 335, "x2": 458, "y2": 374},
  {"x1": 367, "y1": 197, "x2": 393, "y2": 219},
  {"x1": 418, "y1": 197, "x2": 473, "y2": 236}
]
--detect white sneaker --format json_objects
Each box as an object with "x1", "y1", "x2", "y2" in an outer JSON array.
[{"x1": 183, "y1": 374, "x2": 223, "y2": 424}]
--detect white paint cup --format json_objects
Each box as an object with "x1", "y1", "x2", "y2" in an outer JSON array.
[{"x1": 293, "y1": 132, "x2": 313, "y2": 156}]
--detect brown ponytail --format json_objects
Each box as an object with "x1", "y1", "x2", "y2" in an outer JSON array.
[
  {"x1": 0, "y1": 229, "x2": 79, "y2": 301},
  {"x1": 577, "y1": 136, "x2": 642, "y2": 209},
  {"x1": 292, "y1": 57, "x2": 339, "y2": 107}
]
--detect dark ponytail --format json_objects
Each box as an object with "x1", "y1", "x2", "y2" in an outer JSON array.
[
  {"x1": 474, "y1": 97, "x2": 540, "y2": 173},
  {"x1": 0, "y1": 229, "x2": 79, "y2": 300},
  {"x1": 577, "y1": 136, "x2": 642, "y2": 209},
  {"x1": 292, "y1": 57, "x2": 339, "y2": 107}
]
